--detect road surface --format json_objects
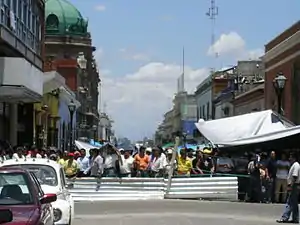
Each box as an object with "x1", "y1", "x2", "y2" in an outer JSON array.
[{"x1": 74, "y1": 200, "x2": 284, "y2": 224}]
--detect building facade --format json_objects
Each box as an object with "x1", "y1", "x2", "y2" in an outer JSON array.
[
  {"x1": 44, "y1": 0, "x2": 100, "y2": 141},
  {"x1": 233, "y1": 83, "x2": 264, "y2": 115},
  {"x1": 0, "y1": 0, "x2": 45, "y2": 146},
  {"x1": 264, "y1": 21, "x2": 300, "y2": 123}
]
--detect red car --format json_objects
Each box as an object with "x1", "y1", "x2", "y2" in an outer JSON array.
[{"x1": 0, "y1": 167, "x2": 57, "y2": 224}]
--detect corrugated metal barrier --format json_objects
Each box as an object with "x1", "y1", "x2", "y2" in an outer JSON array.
[
  {"x1": 165, "y1": 176, "x2": 238, "y2": 200},
  {"x1": 69, "y1": 177, "x2": 165, "y2": 201},
  {"x1": 68, "y1": 176, "x2": 238, "y2": 202}
]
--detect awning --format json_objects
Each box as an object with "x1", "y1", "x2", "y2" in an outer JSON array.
[
  {"x1": 0, "y1": 85, "x2": 42, "y2": 103},
  {"x1": 59, "y1": 86, "x2": 81, "y2": 108},
  {"x1": 43, "y1": 71, "x2": 66, "y2": 94},
  {"x1": 218, "y1": 125, "x2": 300, "y2": 146},
  {"x1": 195, "y1": 110, "x2": 299, "y2": 147}
]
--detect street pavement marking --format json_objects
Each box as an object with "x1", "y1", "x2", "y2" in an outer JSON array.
[{"x1": 75, "y1": 212, "x2": 273, "y2": 222}]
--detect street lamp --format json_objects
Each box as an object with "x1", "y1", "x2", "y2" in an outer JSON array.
[
  {"x1": 92, "y1": 125, "x2": 97, "y2": 142},
  {"x1": 68, "y1": 100, "x2": 76, "y2": 151},
  {"x1": 273, "y1": 72, "x2": 287, "y2": 115},
  {"x1": 77, "y1": 52, "x2": 87, "y2": 69}
]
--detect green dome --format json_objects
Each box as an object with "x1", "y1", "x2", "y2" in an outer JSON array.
[{"x1": 45, "y1": 0, "x2": 88, "y2": 36}]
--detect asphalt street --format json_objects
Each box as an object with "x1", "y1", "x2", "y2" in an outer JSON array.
[{"x1": 73, "y1": 200, "x2": 285, "y2": 224}]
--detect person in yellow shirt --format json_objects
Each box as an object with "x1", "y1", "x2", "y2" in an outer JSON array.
[
  {"x1": 57, "y1": 151, "x2": 68, "y2": 166},
  {"x1": 64, "y1": 153, "x2": 79, "y2": 178},
  {"x1": 177, "y1": 149, "x2": 192, "y2": 176}
]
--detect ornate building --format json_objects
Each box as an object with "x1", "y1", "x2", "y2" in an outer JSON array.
[{"x1": 44, "y1": 0, "x2": 100, "y2": 142}]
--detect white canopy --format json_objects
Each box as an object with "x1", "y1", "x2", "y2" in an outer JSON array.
[
  {"x1": 75, "y1": 140, "x2": 95, "y2": 155},
  {"x1": 195, "y1": 110, "x2": 300, "y2": 146}
]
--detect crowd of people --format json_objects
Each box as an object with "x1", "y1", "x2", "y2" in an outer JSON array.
[{"x1": 0, "y1": 144, "x2": 296, "y2": 205}]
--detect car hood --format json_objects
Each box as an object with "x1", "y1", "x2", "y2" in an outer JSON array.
[{"x1": 0, "y1": 205, "x2": 37, "y2": 224}]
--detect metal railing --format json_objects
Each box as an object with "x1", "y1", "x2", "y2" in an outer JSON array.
[{"x1": 68, "y1": 175, "x2": 238, "y2": 202}]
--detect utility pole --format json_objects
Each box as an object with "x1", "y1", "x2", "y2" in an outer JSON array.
[{"x1": 206, "y1": 0, "x2": 219, "y2": 60}]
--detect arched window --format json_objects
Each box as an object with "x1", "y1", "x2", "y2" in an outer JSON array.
[{"x1": 46, "y1": 14, "x2": 59, "y2": 30}]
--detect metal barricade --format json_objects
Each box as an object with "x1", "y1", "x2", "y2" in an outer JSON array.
[
  {"x1": 68, "y1": 177, "x2": 165, "y2": 201},
  {"x1": 164, "y1": 176, "x2": 238, "y2": 201},
  {"x1": 68, "y1": 176, "x2": 239, "y2": 202}
]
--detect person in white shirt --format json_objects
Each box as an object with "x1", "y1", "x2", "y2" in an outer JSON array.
[
  {"x1": 149, "y1": 147, "x2": 165, "y2": 177},
  {"x1": 12, "y1": 147, "x2": 25, "y2": 160},
  {"x1": 103, "y1": 144, "x2": 122, "y2": 177},
  {"x1": 77, "y1": 149, "x2": 90, "y2": 177},
  {"x1": 90, "y1": 149, "x2": 104, "y2": 177},
  {"x1": 120, "y1": 150, "x2": 134, "y2": 177},
  {"x1": 164, "y1": 148, "x2": 177, "y2": 177},
  {"x1": 275, "y1": 153, "x2": 290, "y2": 203},
  {"x1": 277, "y1": 153, "x2": 300, "y2": 223}
]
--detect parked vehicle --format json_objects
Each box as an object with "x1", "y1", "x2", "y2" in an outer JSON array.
[
  {"x1": 0, "y1": 167, "x2": 56, "y2": 224},
  {"x1": 0, "y1": 158, "x2": 74, "y2": 225}
]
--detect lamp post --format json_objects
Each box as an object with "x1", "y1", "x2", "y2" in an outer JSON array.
[
  {"x1": 273, "y1": 72, "x2": 287, "y2": 115},
  {"x1": 92, "y1": 125, "x2": 97, "y2": 142},
  {"x1": 77, "y1": 52, "x2": 88, "y2": 139},
  {"x1": 182, "y1": 132, "x2": 187, "y2": 148},
  {"x1": 68, "y1": 100, "x2": 76, "y2": 151}
]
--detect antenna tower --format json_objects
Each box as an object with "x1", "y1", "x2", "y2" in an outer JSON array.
[{"x1": 206, "y1": 0, "x2": 219, "y2": 59}]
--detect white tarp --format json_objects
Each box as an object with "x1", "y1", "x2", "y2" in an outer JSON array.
[
  {"x1": 75, "y1": 140, "x2": 95, "y2": 153},
  {"x1": 195, "y1": 110, "x2": 300, "y2": 146}
]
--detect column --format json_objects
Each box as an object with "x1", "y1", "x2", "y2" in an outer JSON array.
[{"x1": 9, "y1": 103, "x2": 18, "y2": 146}]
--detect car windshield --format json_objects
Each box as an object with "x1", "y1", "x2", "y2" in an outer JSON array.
[
  {"x1": 4, "y1": 165, "x2": 58, "y2": 186},
  {"x1": 0, "y1": 172, "x2": 34, "y2": 205}
]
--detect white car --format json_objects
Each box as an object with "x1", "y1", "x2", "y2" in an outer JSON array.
[{"x1": 0, "y1": 158, "x2": 74, "y2": 225}]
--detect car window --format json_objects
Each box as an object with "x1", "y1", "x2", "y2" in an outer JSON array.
[
  {"x1": 30, "y1": 172, "x2": 44, "y2": 198},
  {"x1": 60, "y1": 168, "x2": 66, "y2": 187},
  {"x1": 3, "y1": 164, "x2": 58, "y2": 186},
  {"x1": 0, "y1": 172, "x2": 34, "y2": 205}
]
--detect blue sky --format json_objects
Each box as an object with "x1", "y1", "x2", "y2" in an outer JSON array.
[{"x1": 68, "y1": 0, "x2": 300, "y2": 141}]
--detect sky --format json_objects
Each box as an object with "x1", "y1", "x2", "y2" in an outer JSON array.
[{"x1": 68, "y1": 0, "x2": 300, "y2": 141}]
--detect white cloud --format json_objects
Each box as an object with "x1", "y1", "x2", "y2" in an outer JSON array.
[
  {"x1": 95, "y1": 4, "x2": 106, "y2": 11},
  {"x1": 207, "y1": 32, "x2": 263, "y2": 60},
  {"x1": 98, "y1": 62, "x2": 209, "y2": 140},
  {"x1": 119, "y1": 48, "x2": 150, "y2": 62}
]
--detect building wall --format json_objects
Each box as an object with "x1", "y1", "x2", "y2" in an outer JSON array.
[
  {"x1": 264, "y1": 21, "x2": 300, "y2": 122},
  {"x1": 214, "y1": 102, "x2": 234, "y2": 119},
  {"x1": 196, "y1": 88, "x2": 212, "y2": 120},
  {"x1": 233, "y1": 88, "x2": 264, "y2": 116},
  {"x1": 234, "y1": 98, "x2": 264, "y2": 115}
]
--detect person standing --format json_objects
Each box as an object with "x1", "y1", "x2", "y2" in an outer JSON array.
[
  {"x1": 120, "y1": 149, "x2": 134, "y2": 177},
  {"x1": 277, "y1": 153, "x2": 300, "y2": 223},
  {"x1": 275, "y1": 153, "x2": 290, "y2": 203},
  {"x1": 77, "y1": 149, "x2": 90, "y2": 177}
]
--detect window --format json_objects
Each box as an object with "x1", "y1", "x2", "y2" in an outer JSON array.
[
  {"x1": 17, "y1": 0, "x2": 22, "y2": 18},
  {"x1": 46, "y1": 14, "x2": 59, "y2": 30},
  {"x1": 207, "y1": 102, "x2": 210, "y2": 119},
  {"x1": 0, "y1": 172, "x2": 34, "y2": 205},
  {"x1": 4, "y1": 165, "x2": 58, "y2": 186},
  {"x1": 12, "y1": 0, "x2": 17, "y2": 13},
  {"x1": 29, "y1": 172, "x2": 44, "y2": 198},
  {"x1": 202, "y1": 105, "x2": 205, "y2": 120}
]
